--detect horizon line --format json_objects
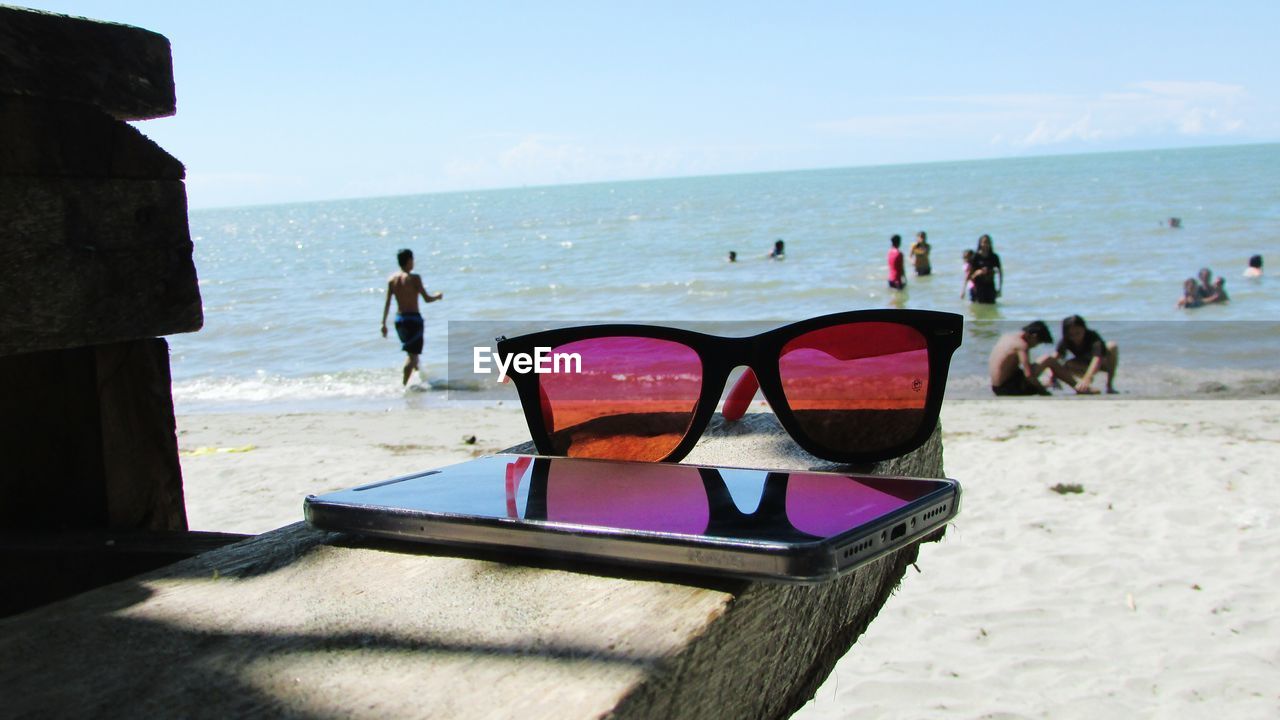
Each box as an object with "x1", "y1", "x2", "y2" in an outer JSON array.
[{"x1": 187, "y1": 138, "x2": 1278, "y2": 214}]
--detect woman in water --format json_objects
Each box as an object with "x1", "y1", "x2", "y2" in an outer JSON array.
[
  {"x1": 1176, "y1": 278, "x2": 1203, "y2": 309},
  {"x1": 966, "y1": 234, "x2": 1002, "y2": 303}
]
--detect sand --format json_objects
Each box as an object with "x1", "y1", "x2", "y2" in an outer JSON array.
[{"x1": 176, "y1": 398, "x2": 1280, "y2": 718}]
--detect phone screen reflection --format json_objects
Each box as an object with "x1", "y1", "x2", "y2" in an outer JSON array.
[{"x1": 505, "y1": 456, "x2": 937, "y2": 542}]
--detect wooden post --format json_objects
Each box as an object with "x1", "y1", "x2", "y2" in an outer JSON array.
[{"x1": 0, "y1": 7, "x2": 203, "y2": 612}]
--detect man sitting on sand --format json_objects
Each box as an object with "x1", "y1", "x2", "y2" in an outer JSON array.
[
  {"x1": 1046, "y1": 315, "x2": 1118, "y2": 394},
  {"x1": 989, "y1": 321, "x2": 1054, "y2": 396},
  {"x1": 381, "y1": 248, "x2": 444, "y2": 386}
]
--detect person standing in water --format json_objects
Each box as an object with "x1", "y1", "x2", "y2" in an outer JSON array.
[
  {"x1": 909, "y1": 231, "x2": 932, "y2": 276},
  {"x1": 381, "y1": 248, "x2": 444, "y2": 386},
  {"x1": 967, "y1": 234, "x2": 1002, "y2": 303},
  {"x1": 887, "y1": 234, "x2": 906, "y2": 290},
  {"x1": 1195, "y1": 267, "x2": 1229, "y2": 304}
]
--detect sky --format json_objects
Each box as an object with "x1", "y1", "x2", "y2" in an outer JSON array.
[{"x1": 14, "y1": 1, "x2": 1280, "y2": 209}]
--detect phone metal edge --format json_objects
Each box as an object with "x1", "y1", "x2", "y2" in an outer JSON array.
[{"x1": 304, "y1": 479, "x2": 959, "y2": 584}]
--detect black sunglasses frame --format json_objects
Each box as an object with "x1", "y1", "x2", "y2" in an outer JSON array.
[{"x1": 496, "y1": 309, "x2": 963, "y2": 465}]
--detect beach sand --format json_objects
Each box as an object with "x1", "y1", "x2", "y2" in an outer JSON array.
[{"x1": 177, "y1": 398, "x2": 1280, "y2": 717}]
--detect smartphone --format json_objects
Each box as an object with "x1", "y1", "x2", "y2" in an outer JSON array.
[{"x1": 304, "y1": 454, "x2": 960, "y2": 583}]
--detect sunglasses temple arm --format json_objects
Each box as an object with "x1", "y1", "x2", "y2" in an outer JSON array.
[{"x1": 722, "y1": 368, "x2": 759, "y2": 421}]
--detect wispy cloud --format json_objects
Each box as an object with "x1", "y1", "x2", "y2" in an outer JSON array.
[
  {"x1": 1012, "y1": 81, "x2": 1245, "y2": 148},
  {"x1": 817, "y1": 81, "x2": 1251, "y2": 151}
]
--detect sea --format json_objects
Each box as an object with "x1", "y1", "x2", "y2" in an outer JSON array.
[{"x1": 169, "y1": 143, "x2": 1280, "y2": 414}]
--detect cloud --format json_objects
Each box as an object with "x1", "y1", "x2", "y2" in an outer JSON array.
[
  {"x1": 817, "y1": 81, "x2": 1252, "y2": 151},
  {"x1": 1012, "y1": 81, "x2": 1246, "y2": 148}
]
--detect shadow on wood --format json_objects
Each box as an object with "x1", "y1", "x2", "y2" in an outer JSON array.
[{"x1": 0, "y1": 417, "x2": 951, "y2": 720}]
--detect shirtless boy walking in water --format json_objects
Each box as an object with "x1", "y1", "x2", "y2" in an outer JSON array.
[{"x1": 381, "y1": 248, "x2": 444, "y2": 386}]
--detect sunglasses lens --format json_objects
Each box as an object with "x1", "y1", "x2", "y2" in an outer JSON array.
[
  {"x1": 778, "y1": 322, "x2": 930, "y2": 455},
  {"x1": 543, "y1": 460, "x2": 709, "y2": 533},
  {"x1": 538, "y1": 336, "x2": 702, "y2": 461}
]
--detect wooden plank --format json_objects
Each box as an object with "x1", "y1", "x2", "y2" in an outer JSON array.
[
  {"x1": 0, "y1": 530, "x2": 250, "y2": 618},
  {"x1": 0, "y1": 345, "x2": 109, "y2": 531},
  {"x1": 0, "y1": 95, "x2": 184, "y2": 180},
  {"x1": 0, "y1": 417, "x2": 948, "y2": 719},
  {"x1": 0, "y1": 6, "x2": 175, "y2": 121},
  {"x1": 0, "y1": 339, "x2": 189, "y2": 532},
  {"x1": 0, "y1": 177, "x2": 202, "y2": 357},
  {"x1": 97, "y1": 339, "x2": 189, "y2": 531}
]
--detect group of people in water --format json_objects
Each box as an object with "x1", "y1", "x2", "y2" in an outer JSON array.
[
  {"x1": 887, "y1": 232, "x2": 1008, "y2": 304},
  {"x1": 1176, "y1": 257, "x2": 1264, "y2": 309},
  {"x1": 731, "y1": 231, "x2": 1010, "y2": 307},
  {"x1": 884, "y1": 232, "x2": 1004, "y2": 303}
]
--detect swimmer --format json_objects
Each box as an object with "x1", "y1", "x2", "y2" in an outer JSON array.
[
  {"x1": 1244, "y1": 255, "x2": 1263, "y2": 278},
  {"x1": 1176, "y1": 278, "x2": 1203, "y2": 309},
  {"x1": 1196, "y1": 268, "x2": 1229, "y2": 304}
]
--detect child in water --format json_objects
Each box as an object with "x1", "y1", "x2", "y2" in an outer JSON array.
[
  {"x1": 1176, "y1": 278, "x2": 1203, "y2": 309},
  {"x1": 960, "y1": 249, "x2": 975, "y2": 300}
]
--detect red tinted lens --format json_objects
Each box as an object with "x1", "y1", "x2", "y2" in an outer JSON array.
[
  {"x1": 544, "y1": 460, "x2": 709, "y2": 534},
  {"x1": 537, "y1": 336, "x2": 702, "y2": 461},
  {"x1": 778, "y1": 322, "x2": 929, "y2": 455}
]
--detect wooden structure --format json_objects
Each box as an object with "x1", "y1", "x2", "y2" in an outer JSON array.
[
  {"x1": 0, "y1": 415, "x2": 948, "y2": 719},
  {"x1": 0, "y1": 8, "x2": 954, "y2": 718},
  {"x1": 0, "y1": 6, "x2": 212, "y2": 616}
]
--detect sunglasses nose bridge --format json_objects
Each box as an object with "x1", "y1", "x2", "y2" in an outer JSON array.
[
  {"x1": 713, "y1": 336, "x2": 770, "y2": 421},
  {"x1": 704, "y1": 335, "x2": 759, "y2": 379}
]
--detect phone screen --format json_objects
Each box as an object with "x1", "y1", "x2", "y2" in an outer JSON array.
[{"x1": 345, "y1": 455, "x2": 950, "y2": 543}]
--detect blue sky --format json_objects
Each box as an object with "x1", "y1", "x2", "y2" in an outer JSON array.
[{"x1": 17, "y1": 1, "x2": 1280, "y2": 209}]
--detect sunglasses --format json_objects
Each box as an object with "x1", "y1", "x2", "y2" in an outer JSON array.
[{"x1": 495, "y1": 309, "x2": 962, "y2": 464}]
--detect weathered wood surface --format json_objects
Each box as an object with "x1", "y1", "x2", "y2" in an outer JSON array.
[
  {"x1": 0, "y1": 416, "x2": 951, "y2": 719},
  {"x1": 0, "y1": 177, "x2": 202, "y2": 356},
  {"x1": 96, "y1": 339, "x2": 189, "y2": 530},
  {"x1": 0, "y1": 339, "x2": 188, "y2": 532},
  {"x1": 0, "y1": 95, "x2": 183, "y2": 179},
  {"x1": 0, "y1": 6, "x2": 176, "y2": 120}
]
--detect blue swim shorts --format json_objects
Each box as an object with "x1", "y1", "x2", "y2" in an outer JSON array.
[{"x1": 394, "y1": 313, "x2": 424, "y2": 355}]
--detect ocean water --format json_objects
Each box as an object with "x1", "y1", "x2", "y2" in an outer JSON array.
[{"x1": 170, "y1": 144, "x2": 1280, "y2": 413}]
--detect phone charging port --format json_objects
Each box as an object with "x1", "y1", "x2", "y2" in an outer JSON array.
[{"x1": 890, "y1": 522, "x2": 907, "y2": 540}]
